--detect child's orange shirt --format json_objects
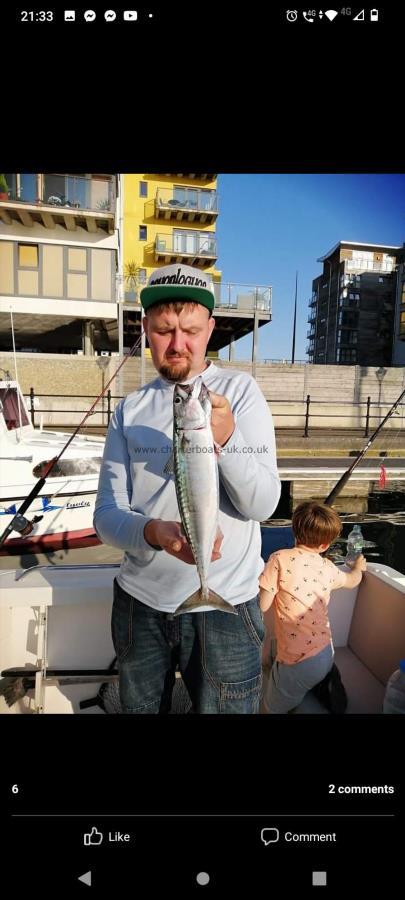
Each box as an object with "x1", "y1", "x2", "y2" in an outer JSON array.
[{"x1": 259, "y1": 547, "x2": 348, "y2": 665}]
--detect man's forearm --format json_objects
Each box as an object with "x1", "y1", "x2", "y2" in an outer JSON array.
[{"x1": 217, "y1": 423, "x2": 281, "y2": 521}]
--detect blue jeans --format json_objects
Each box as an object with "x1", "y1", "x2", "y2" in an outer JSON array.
[{"x1": 111, "y1": 578, "x2": 264, "y2": 714}]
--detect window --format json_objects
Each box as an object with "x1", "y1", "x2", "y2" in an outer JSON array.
[
  {"x1": 138, "y1": 268, "x2": 147, "y2": 283},
  {"x1": 139, "y1": 226, "x2": 147, "y2": 240},
  {"x1": 20, "y1": 174, "x2": 37, "y2": 203},
  {"x1": 0, "y1": 387, "x2": 30, "y2": 429},
  {"x1": 139, "y1": 182, "x2": 148, "y2": 198},
  {"x1": 173, "y1": 230, "x2": 216, "y2": 255},
  {"x1": 67, "y1": 247, "x2": 88, "y2": 298},
  {"x1": 340, "y1": 348, "x2": 357, "y2": 363},
  {"x1": 378, "y1": 277, "x2": 384, "y2": 283},
  {"x1": 18, "y1": 244, "x2": 38, "y2": 267},
  {"x1": 68, "y1": 248, "x2": 87, "y2": 272}
]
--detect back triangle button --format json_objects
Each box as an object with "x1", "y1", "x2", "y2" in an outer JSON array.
[{"x1": 78, "y1": 871, "x2": 92, "y2": 886}]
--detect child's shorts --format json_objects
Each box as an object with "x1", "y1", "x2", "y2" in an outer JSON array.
[{"x1": 263, "y1": 643, "x2": 334, "y2": 714}]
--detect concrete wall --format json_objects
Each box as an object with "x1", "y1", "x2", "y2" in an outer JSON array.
[{"x1": 1, "y1": 354, "x2": 405, "y2": 429}]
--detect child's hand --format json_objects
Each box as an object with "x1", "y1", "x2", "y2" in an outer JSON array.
[
  {"x1": 259, "y1": 588, "x2": 274, "y2": 612},
  {"x1": 350, "y1": 553, "x2": 367, "y2": 572}
]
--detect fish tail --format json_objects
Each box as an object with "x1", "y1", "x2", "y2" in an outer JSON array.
[{"x1": 173, "y1": 588, "x2": 237, "y2": 616}]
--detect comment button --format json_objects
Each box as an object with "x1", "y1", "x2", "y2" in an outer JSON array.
[{"x1": 261, "y1": 827, "x2": 279, "y2": 845}]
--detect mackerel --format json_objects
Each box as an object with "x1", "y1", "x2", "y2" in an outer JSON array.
[{"x1": 167, "y1": 377, "x2": 236, "y2": 616}]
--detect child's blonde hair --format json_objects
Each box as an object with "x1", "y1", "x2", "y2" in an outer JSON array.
[{"x1": 292, "y1": 501, "x2": 342, "y2": 547}]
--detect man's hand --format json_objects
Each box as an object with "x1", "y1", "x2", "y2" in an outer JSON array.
[
  {"x1": 209, "y1": 391, "x2": 235, "y2": 447},
  {"x1": 144, "y1": 520, "x2": 223, "y2": 564}
]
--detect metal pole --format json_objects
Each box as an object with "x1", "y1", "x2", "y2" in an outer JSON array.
[
  {"x1": 252, "y1": 310, "x2": 259, "y2": 379},
  {"x1": 292, "y1": 271, "x2": 297, "y2": 364},
  {"x1": 107, "y1": 389, "x2": 111, "y2": 426},
  {"x1": 30, "y1": 387, "x2": 35, "y2": 427},
  {"x1": 141, "y1": 319, "x2": 146, "y2": 388},
  {"x1": 304, "y1": 394, "x2": 310, "y2": 437},
  {"x1": 365, "y1": 396, "x2": 371, "y2": 437}
]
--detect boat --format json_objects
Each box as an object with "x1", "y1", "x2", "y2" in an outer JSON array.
[
  {"x1": 1, "y1": 526, "x2": 404, "y2": 714},
  {"x1": 0, "y1": 378, "x2": 104, "y2": 554}
]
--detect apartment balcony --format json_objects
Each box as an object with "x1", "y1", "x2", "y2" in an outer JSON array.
[
  {"x1": 307, "y1": 313, "x2": 316, "y2": 324},
  {"x1": 116, "y1": 279, "x2": 271, "y2": 352},
  {"x1": 118, "y1": 277, "x2": 271, "y2": 314},
  {"x1": 154, "y1": 187, "x2": 218, "y2": 225},
  {"x1": 159, "y1": 174, "x2": 217, "y2": 181},
  {"x1": 0, "y1": 174, "x2": 116, "y2": 234},
  {"x1": 309, "y1": 296, "x2": 317, "y2": 307},
  {"x1": 153, "y1": 233, "x2": 217, "y2": 268},
  {"x1": 345, "y1": 259, "x2": 395, "y2": 273}
]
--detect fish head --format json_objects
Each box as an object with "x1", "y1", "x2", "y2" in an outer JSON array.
[{"x1": 173, "y1": 377, "x2": 211, "y2": 432}]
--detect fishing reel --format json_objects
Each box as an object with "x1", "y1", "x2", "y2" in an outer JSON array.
[{"x1": 9, "y1": 514, "x2": 43, "y2": 537}]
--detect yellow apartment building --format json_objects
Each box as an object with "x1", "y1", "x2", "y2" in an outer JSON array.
[{"x1": 122, "y1": 174, "x2": 221, "y2": 297}]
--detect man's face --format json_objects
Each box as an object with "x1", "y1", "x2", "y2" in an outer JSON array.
[{"x1": 143, "y1": 303, "x2": 215, "y2": 381}]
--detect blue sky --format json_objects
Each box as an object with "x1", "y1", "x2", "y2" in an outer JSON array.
[{"x1": 215, "y1": 174, "x2": 405, "y2": 361}]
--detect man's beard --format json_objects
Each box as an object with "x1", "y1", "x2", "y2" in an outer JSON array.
[{"x1": 159, "y1": 356, "x2": 192, "y2": 382}]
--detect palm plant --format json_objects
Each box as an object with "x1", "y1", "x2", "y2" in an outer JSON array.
[
  {"x1": 124, "y1": 261, "x2": 141, "y2": 300},
  {"x1": 0, "y1": 174, "x2": 9, "y2": 200}
]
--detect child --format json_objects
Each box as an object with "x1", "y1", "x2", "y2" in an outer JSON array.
[{"x1": 259, "y1": 501, "x2": 366, "y2": 714}]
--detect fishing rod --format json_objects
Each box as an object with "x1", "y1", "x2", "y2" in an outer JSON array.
[
  {"x1": 0, "y1": 336, "x2": 142, "y2": 547},
  {"x1": 324, "y1": 385, "x2": 405, "y2": 507}
]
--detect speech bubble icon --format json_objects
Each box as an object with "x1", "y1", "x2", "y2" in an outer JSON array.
[
  {"x1": 261, "y1": 827, "x2": 279, "y2": 846},
  {"x1": 84, "y1": 9, "x2": 96, "y2": 21}
]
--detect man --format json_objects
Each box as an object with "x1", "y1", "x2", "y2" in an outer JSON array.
[{"x1": 94, "y1": 263, "x2": 281, "y2": 713}]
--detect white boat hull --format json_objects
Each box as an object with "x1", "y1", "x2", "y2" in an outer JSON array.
[
  {"x1": 0, "y1": 379, "x2": 105, "y2": 552},
  {"x1": 0, "y1": 478, "x2": 100, "y2": 553}
]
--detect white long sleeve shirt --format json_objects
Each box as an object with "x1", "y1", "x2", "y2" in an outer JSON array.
[{"x1": 94, "y1": 362, "x2": 281, "y2": 612}]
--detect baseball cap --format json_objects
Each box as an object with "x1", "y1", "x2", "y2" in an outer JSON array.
[{"x1": 140, "y1": 263, "x2": 216, "y2": 312}]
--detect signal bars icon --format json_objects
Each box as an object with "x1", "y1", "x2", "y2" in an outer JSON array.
[{"x1": 325, "y1": 9, "x2": 338, "y2": 20}]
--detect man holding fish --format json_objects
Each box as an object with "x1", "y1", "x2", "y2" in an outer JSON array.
[{"x1": 94, "y1": 263, "x2": 281, "y2": 714}]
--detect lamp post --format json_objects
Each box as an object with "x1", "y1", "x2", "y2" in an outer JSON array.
[{"x1": 376, "y1": 366, "x2": 387, "y2": 421}]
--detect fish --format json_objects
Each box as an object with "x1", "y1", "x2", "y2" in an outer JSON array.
[{"x1": 166, "y1": 376, "x2": 237, "y2": 616}]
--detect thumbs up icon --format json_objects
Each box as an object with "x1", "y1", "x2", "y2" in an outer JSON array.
[{"x1": 83, "y1": 826, "x2": 104, "y2": 846}]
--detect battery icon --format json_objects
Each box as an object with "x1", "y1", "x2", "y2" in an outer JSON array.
[{"x1": 370, "y1": 8, "x2": 379, "y2": 20}]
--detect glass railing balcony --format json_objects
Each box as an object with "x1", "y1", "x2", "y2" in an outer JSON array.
[
  {"x1": 155, "y1": 187, "x2": 218, "y2": 215},
  {"x1": 346, "y1": 259, "x2": 395, "y2": 273},
  {"x1": 155, "y1": 233, "x2": 217, "y2": 259},
  {"x1": 117, "y1": 277, "x2": 271, "y2": 314},
  {"x1": 213, "y1": 282, "x2": 271, "y2": 313},
  {"x1": 2, "y1": 174, "x2": 116, "y2": 213}
]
